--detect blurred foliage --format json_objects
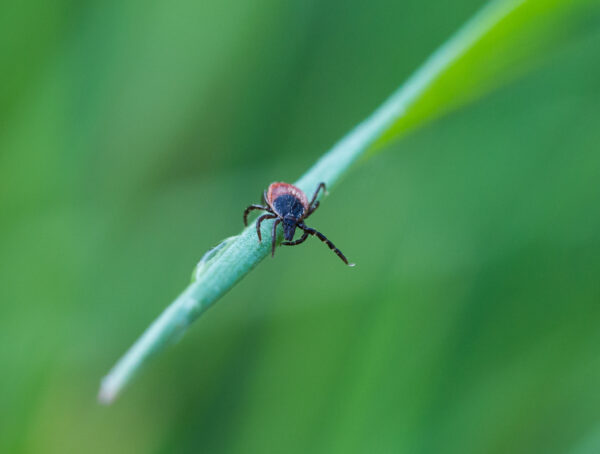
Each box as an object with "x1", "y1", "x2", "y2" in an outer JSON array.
[{"x1": 1, "y1": 1, "x2": 600, "y2": 453}]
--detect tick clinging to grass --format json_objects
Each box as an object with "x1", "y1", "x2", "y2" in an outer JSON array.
[{"x1": 243, "y1": 182, "x2": 355, "y2": 266}]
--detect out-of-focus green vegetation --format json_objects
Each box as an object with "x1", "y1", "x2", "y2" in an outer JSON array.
[{"x1": 1, "y1": 1, "x2": 600, "y2": 453}]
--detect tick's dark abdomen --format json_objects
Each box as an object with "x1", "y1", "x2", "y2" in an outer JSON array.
[{"x1": 272, "y1": 194, "x2": 305, "y2": 219}]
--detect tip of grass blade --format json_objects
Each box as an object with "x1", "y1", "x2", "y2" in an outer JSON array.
[{"x1": 98, "y1": 376, "x2": 118, "y2": 405}]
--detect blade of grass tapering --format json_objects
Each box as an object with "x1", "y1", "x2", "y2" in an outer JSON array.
[{"x1": 99, "y1": 0, "x2": 595, "y2": 404}]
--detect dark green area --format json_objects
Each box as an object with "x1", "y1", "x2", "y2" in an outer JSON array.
[{"x1": 2, "y1": 1, "x2": 600, "y2": 453}]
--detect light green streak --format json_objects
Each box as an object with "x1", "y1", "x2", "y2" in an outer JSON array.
[{"x1": 99, "y1": 0, "x2": 524, "y2": 404}]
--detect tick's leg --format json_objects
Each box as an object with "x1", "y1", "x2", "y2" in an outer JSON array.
[
  {"x1": 308, "y1": 183, "x2": 327, "y2": 209},
  {"x1": 305, "y1": 183, "x2": 326, "y2": 218},
  {"x1": 256, "y1": 214, "x2": 277, "y2": 242},
  {"x1": 271, "y1": 218, "x2": 281, "y2": 257},
  {"x1": 282, "y1": 231, "x2": 309, "y2": 246},
  {"x1": 298, "y1": 223, "x2": 354, "y2": 266},
  {"x1": 244, "y1": 204, "x2": 270, "y2": 226},
  {"x1": 307, "y1": 200, "x2": 320, "y2": 217}
]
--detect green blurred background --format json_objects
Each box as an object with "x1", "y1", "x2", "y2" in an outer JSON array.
[{"x1": 2, "y1": 1, "x2": 600, "y2": 453}]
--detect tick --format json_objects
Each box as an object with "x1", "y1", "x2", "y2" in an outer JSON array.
[{"x1": 243, "y1": 182, "x2": 355, "y2": 266}]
